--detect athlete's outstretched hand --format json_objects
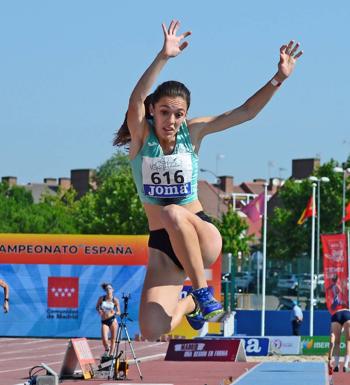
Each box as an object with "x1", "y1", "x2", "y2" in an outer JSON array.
[
  {"x1": 277, "y1": 41, "x2": 303, "y2": 80},
  {"x1": 161, "y1": 20, "x2": 191, "y2": 58}
]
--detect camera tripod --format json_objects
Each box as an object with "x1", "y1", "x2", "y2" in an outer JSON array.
[{"x1": 108, "y1": 310, "x2": 143, "y2": 380}]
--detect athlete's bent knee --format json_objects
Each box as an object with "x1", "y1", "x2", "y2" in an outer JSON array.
[{"x1": 161, "y1": 205, "x2": 185, "y2": 229}]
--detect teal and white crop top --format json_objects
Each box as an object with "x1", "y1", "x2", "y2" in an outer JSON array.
[{"x1": 130, "y1": 120, "x2": 199, "y2": 206}]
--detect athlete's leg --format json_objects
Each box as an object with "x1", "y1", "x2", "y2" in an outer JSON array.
[
  {"x1": 101, "y1": 323, "x2": 110, "y2": 352},
  {"x1": 160, "y1": 205, "x2": 222, "y2": 289},
  {"x1": 139, "y1": 248, "x2": 195, "y2": 341},
  {"x1": 329, "y1": 322, "x2": 342, "y2": 369},
  {"x1": 343, "y1": 320, "x2": 350, "y2": 370},
  {"x1": 109, "y1": 319, "x2": 118, "y2": 354}
]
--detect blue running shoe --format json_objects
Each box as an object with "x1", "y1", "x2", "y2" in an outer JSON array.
[
  {"x1": 185, "y1": 297, "x2": 205, "y2": 330},
  {"x1": 192, "y1": 287, "x2": 223, "y2": 321}
]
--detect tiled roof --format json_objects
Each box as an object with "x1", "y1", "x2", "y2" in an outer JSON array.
[
  {"x1": 240, "y1": 182, "x2": 265, "y2": 195},
  {"x1": 24, "y1": 183, "x2": 58, "y2": 203}
]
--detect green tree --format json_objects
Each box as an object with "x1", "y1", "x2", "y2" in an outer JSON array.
[
  {"x1": 0, "y1": 183, "x2": 79, "y2": 233},
  {"x1": 214, "y1": 208, "x2": 252, "y2": 256},
  {"x1": 33, "y1": 188, "x2": 79, "y2": 233},
  {"x1": 267, "y1": 159, "x2": 349, "y2": 262},
  {"x1": 95, "y1": 151, "x2": 130, "y2": 184},
  {"x1": 0, "y1": 183, "x2": 33, "y2": 232},
  {"x1": 76, "y1": 162, "x2": 148, "y2": 234},
  {"x1": 0, "y1": 152, "x2": 148, "y2": 235}
]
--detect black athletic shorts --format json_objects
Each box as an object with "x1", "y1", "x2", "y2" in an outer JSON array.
[
  {"x1": 101, "y1": 315, "x2": 116, "y2": 327},
  {"x1": 331, "y1": 309, "x2": 350, "y2": 325},
  {"x1": 148, "y1": 211, "x2": 213, "y2": 270}
]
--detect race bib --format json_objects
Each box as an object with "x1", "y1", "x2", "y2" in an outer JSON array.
[{"x1": 142, "y1": 154, "x2": 192, "y2": 199}]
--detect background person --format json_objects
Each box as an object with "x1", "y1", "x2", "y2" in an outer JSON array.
[
  {"x1": 328, "y1": 308, "x2": 350, "y2": 373},
  {"x1": 290, "y1": 300, "x2": 303, "y2": 336},
  {"x1": 96, "y1": 283, "x2": 121, "y2": 357},
  {"x1": 0, "y1": 279, "x2": 9, "y2": 313}
]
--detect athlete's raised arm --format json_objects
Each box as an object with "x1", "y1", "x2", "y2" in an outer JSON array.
[
  {"x1": 127, "y1": 20, "x2": 191, "y2": 141},
  {"x1": 189, "y1": 41, "x2": 303, "y2": 140}
]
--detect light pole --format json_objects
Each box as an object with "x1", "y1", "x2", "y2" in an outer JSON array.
[
  {"x1": 261, "y1": 182, "x2": 268, "y2": 337},
  {"x1": 310, "y1": 182, "x2": 317, "y2": 336},
  {"x1": 309, "y1": 176, "x2": 330, "y2": 290},
  {"x1": 333, "y1": 166, "x2": 350, "y2": 233},
  {"x1": 294, "y1": 179, "x2": 317, "y2": 335},
  {"x1": 200, "y1": 168, "x2": 221, "y2": 217}
]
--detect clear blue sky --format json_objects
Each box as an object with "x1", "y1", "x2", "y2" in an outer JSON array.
[{"x1": 1, "y1": 0, "x2": 349, "y2": 185}]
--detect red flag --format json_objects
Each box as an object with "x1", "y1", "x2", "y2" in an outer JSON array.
[
  {"x1": 297, "y1": 196, "x2": 316, "y2": 225},
  {"x1": 321, "y1": 233, "x2": 349, "y2": 314},
  {"x1": 241, "y1": 193, "x2": 264, "y2": 222},
  {"x1": 342, "y1": 202, "x2": 350, "y2": 223}
]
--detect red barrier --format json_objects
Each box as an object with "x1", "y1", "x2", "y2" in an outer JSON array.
[{"x1": 165, "y1": 339, "x2": 246, "y2": 362}]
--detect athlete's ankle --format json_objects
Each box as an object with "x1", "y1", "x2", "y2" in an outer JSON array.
[{"x1": 187, "y1": 293, "x2": 200, "y2": 316}]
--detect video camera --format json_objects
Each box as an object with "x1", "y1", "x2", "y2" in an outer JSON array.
[{"x1": 121, "y1": 293, "x2": 131, "y2": 318}]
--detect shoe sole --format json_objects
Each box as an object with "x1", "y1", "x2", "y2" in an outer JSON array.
[
  {"x1": 203, "y1": 309, "x2": 224, "y2": 321},
  {"x1": 186, "y1": 316, "x2": 205, "y2": 330}
]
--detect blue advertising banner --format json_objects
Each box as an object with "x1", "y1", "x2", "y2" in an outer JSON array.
[
  {"x1": 0, "y1": 263, "x2": 146, "y2": 338},
  {"x1": 0, "y1": 233, "x2": 222, "y2": 340},
  {"x1": 196, "y1": 336, "x2": 269, "y2": 356},
  {"x1": 241, "y1": 337, "x2": 269, "y2": 356}
]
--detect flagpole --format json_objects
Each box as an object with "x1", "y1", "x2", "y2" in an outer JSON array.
[
  {"x1": 261, "y1": 183, "x2": 268, "y2": 337},
  {"x1": 348, "y1": 230, "x2": 350, "y2": 308},
  {"x1": 310, "y1": 183, "x2": 316, "y2": 337}
]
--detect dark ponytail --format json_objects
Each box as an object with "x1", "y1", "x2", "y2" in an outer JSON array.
[{"x1": 113, "y1": 94, "x2": 153, "y2": 147}]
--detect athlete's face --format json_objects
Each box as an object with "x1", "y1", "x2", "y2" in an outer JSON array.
[
  {"x1": 106, "y1": 286, "x2": 114, "y2": 294},
  {"x1": 150, "y1": 96, "x2": 187, "y2": 141}
]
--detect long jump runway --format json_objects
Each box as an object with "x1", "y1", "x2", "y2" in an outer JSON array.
[
  {"x1": 231, "y1": 362, "x2": 326, "y2": 385},
  {"x1": 0, "y1": 338, "x2": 349, "y2": 385}
]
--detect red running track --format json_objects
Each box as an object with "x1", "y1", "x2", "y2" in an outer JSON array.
[
  {"x1": 1, "y1": 338, "x2": 348, "y2": 385},
  {"x1": 0, "y1": 338, "x2": 255, "y2": 385}
]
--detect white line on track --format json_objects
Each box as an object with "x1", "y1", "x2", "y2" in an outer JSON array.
[
  {"x1": 128, "y1": 353, "x2": 166, "y2": 364},
  {"x1": 0, "y1": 339, "x2": 49, "y2": 347},
  {"x1": 0, "y1": 351, "x2": 66, "y2": 363},
  {"x1": 0, "y1": 342, "x2": 68, "y2": 356},
  {"x1": 1, "y1": 359, "x2": 63, "y2": 374},
  {"x1": 0, "y1": 344, "x2": 104, "y2": 363},
  {"x1": 1, "y1": 340, "x2": 165, "y2": 360},
  {"x1": 4, "y1": 349, "x2": 165, "y2": 377},
  {"x1": 323, "y1": 362, "x2": 328, "y2": 385},
  {"x1": 1, "y1": 343, "x2": 166, "y2": 363}
]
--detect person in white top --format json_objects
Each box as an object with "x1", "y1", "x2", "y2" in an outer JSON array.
[
  {"x1": 96, "y1": 283, "x2": 121, "y2": 357},
  {"x1": 290, "y1": 300, "x2": 303, "y2": 336}
]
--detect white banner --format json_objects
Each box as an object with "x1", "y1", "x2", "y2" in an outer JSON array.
[{"x1": 268, "y1": 336, "x2": 301, "y2": 355}]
